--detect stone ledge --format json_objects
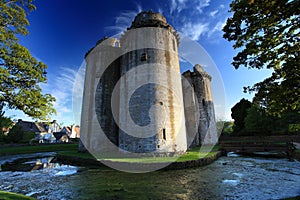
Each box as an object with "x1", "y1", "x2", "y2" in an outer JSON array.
[{"x1": 56, "y1": 151, "x2": 222, "y2": 171}]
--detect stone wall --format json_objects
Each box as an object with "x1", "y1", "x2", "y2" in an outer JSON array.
[
  {"x1": 79, "y1": 38, "x2": 121, "y2": 153},
  {"x1": 79, "y1": 11, "x2": 217, "y2": 155},
  {"x1": 118, "y1": 26, "x2": 187, "y2": 153},
  {"x1": 182, "y1": 64, "x2": 218, "y2": 147}
]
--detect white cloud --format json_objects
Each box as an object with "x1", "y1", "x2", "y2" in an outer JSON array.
[
  {"x1": 208, "y1": 20, "x2": 227, "y2": 38},
  {"x1": 209, "y1": 10, "x2": 218, "y2": 17},
  {"x1": 42, "y1": 67, "x2": 81, "y2": 125},
  {"x1": 170, "y1": 0, "x2": 177, "y2": 14},
  {"x1": 181, "y1": 22, "x2": 209, "y2": 41},
  {"x1": 158, "y1": 7, "x2": 164, "y2": 15},
  {"x1": 170, "y1": 0, "x2": 191, "y2": 13},
  {"x1": 72, "y1": 62, "x2": 86, "y2": 125},
  {"x1": 196, "y1": 0, "x2": 211, "y2": 13},
  {"x1": 170, "y1": 0, "x2": 211, "y2": 14},
  {"x1": 105, "y1": 6, "x2": 141, "y2": 34}
]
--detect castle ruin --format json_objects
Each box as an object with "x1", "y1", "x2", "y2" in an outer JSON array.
[{"x1": 79, "y1": 11, "x2": 218, "y2": 155}]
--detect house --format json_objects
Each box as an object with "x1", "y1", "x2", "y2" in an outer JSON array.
[
  {"x1": 61, "y1": 125, "x2": 80, "y2": 138},
  {"x1": 16, "y1": 119, "x2": 48, "y2": 134}
]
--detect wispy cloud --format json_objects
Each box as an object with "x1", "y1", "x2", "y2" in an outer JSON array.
[
  {"x1": 72, "y1": 63, "x2": 86, "y2": 125},
  {"x1": 170, "y1": 0, "x2": 210, "y2": 14},
  {"x1": 208, "y1": 20, "x2": 227, "y2": 38},
  {"x1": 42, "y1": 67, "x2": 81, "y2": 125},
  {"x1": 196, "y1": 0, "x2": 211, "y2": 13},
  {"x1": 181, "y1": 22, "x2": 209, "y2": 41},
  {"x1": 209, "y1": 10, "x2": 218, "y2": 17},
  {"x1": 170, "y1": 0, "x2": 189, "y2": 13},
  {"x1": 105, "y1": 6, "x2": 142, "y2": 34}
]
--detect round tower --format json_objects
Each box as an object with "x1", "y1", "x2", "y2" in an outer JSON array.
[
  {"x1": 192, "y1": 64, "x2": 218, "y2": 145},
  {"x1": 118, "y1": 10, "x2": 187, "y2": 154},
  {"x1": 80, "y1": 37, "x2": 121, "y2": 153}
]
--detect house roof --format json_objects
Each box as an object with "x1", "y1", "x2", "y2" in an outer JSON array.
[{"x1": 16, "y1": 120, "x2": 47, "y2": 133}]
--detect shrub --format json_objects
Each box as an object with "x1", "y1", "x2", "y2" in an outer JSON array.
[
  {"x1": 21, "y1": 131, "x2": 36, "y2": 143},
  {"x1": 6, "y1": 125, "x2": 25, "y2": 143}
]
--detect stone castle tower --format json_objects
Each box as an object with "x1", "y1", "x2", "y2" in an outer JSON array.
[
  {"x1": 182, "y1": 65, "x2": 218, "y2": 147},
  {"x1": 79, "y1": 11, "x2": 217, "y2": 154}
]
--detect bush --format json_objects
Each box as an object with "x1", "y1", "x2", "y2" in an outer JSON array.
[
  {"x1": 6, "y1": 125, "x2": 25, "y2": 143},
  {"x1": 21, "y1": 132, "x2": 36, "y2": 143},
  {"x1": 0, "y1": 132, "x2": 5, "y2": 143}
]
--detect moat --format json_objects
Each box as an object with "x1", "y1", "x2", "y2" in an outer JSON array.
[{"x1": 0, "y1": 153, "x2": 299, "y2": 199}]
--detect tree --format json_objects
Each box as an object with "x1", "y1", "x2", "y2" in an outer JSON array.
[
  {"x1": 244, "y1": 104, "x2": 273, "y2": 135},
  {"x1": 221, "y1": 121, "x2": 234, "y2": 136},
  {"x1": 0, "y1": 0, "x2": 55, "y2": 120},
  {"x1": 223, "y1": 0, "x2": 300, "y2": 117},
  {"x1": 231, "y1": 98, "x2": 252, "y2": 133}
]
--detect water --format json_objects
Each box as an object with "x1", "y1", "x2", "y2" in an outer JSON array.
[{"x1": 0, "y1": 153, "x2": 299, "y2": 199}]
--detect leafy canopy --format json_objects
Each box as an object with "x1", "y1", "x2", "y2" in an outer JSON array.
[
  {"x1": 0, "y1": 0, "x2": 55, "y2": 120},
  {"x1": 223, "y1": 0, "x2": 300, "y2": 116},
  {"x1": 231, "y1": 98, "x2": 252, "y2": 133}
]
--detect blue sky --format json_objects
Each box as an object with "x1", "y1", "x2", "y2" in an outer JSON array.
[{"x1": 5, "y1": 0, "x2": 272, "y2": 125}]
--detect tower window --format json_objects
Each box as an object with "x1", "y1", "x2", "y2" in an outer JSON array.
[
  {"x1": 140, "y1": 53, "x2": 148, "y2": 61},
  {"x1": 172, "y1": 39, "x2": 176, "y2": 51},
  {"x1": 114, "y1": 41, "x2": 119, "y2": 47},
  {"x1": 202, "y1": 99, "x2": 205, "y2": 107},
  {"x1": 159, "y1": 101, "x2": 163, "y2": 106},
  {"x1": 163, "y1": 128, "x2": 166, "y2": 140}
]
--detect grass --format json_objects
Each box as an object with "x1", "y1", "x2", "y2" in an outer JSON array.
[
  {"x1": 0, "y1": 142, "x2": 220, "y2": 164},
  {"x1": 58, "y1": 145, "x2": 220, "y2": 163},
  {"x1": 68, "y1": 169, "x2": 194, "y2": 199},
  {"x1": 0, "y1": 191, "x2": 35, "y2": 200},
  {"x1": 0, "y1": 143, "x2": 78, "y2": 156}
]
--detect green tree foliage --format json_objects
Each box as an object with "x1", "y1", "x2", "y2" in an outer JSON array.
[
  {"x1": 244, "y1": 104, "x2": 273, "y2": 134},
  {"x1": 0, "y1": 0, "x2": 55, "y2": 120},
  {"x1": 231, "y1": 98, "x2": 252, "y2": 133},
  {"x1": 222, "y1": 121, "x2": 234, "y2": 135},
  {"x1": 6, "y1": 124, "x2": 24, "y2": 143},
  {"x1": 0, "y1": 102, "x2": 11, "y2": 142},
  {"x1": 243, "y1": 104, "x2": 299, "y2": 135},
  {"x1": 219, "y1": 121, "x2": 234, "y2": 136},
  {"x1": 223, "y1": 0, "x2": 300, "y2": 117},
  {"x1": 0, "y1": 115, "x2": 11, "y2": 142},
  {"x1": 4, "y1": 123, "x2": 35, "y2": 144}
]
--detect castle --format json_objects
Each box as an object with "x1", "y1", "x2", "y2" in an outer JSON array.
[{"x1": 79, "y1": 11, "x2": 218, "y2": 155}]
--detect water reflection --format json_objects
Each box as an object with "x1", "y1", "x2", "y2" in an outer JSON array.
[{"x1": 0, "y1": 154, "x2": 74, "y2": 172}]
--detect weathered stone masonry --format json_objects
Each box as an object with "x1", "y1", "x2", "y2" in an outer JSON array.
[{"x1": 80, "y1": 11, "x2": 218, "y2": 154}]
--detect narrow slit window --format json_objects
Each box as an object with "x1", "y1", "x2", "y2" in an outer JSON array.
[
  {"x1": 172, "y1": 39, "x2": 176, "y2": 51},
  {"x1": 140, "y1": 53, "x2": 148, "y2": 61},
  {"x1": 163, "y1": 128, "x2": 166, "y2": 140}
]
